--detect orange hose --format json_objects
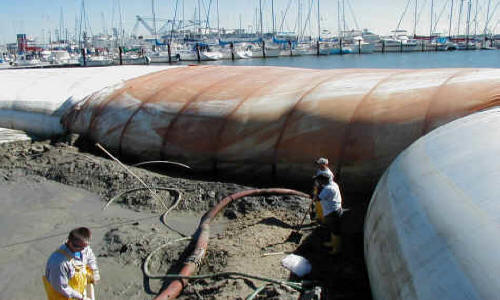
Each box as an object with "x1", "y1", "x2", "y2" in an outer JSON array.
[{"x1": 154, "y1": 188, "x2": 310, "y2": 300}]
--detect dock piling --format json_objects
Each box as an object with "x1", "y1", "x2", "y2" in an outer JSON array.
[
  {"x1": 81, "y1": 48, "x2": 87, "y2": 67},
  {"x1": 118, "y1": 47, "x2": 123, "y2": 65}
]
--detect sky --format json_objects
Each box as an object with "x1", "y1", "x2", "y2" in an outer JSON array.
[{"x1": 0, "y1": 0, "x2": 498, "y2": 44}]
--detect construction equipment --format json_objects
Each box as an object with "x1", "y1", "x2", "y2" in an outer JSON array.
[
  {"x1": 287, "y1": 200, "x2": 314, "y2": 244},
  {"x1": 287, "y1": 181, "x2": 320, "y2": 244}
]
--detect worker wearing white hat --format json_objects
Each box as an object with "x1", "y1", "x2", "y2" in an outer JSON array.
[
  {"x1": 313, "y1": 157, "x2": 334, "y2": 184},
  {"x1": 311, "y1": 157, "x2": 335, "y2": 221}
]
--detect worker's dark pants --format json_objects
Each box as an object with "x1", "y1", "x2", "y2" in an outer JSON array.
[{"x1": 323, "y1": 209, "x2": 343, "y2": 235}]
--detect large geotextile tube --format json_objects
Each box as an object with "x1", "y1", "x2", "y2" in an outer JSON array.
[
  {"x1": 364, "y1": 108, "x2": 500, "y2": 300},
  {"x1": 153, "y1": 188, "x2": 310, "y2": 300},
  {"x1": 62, "y1": 66, "x2": 500, "y2": 193}
]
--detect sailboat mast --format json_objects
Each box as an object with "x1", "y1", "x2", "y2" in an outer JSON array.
[
  {"x1": 414, "y1": 0, "x2": 418, "y2": 37},
  {"x1": 60, "y1": 7, "x2": 64, "y2": 42},
  {"x1": 118, "y1": 0, "x2": 123, "y2": 46},
  {"x1": 152, "y1": 0, "x2": 157, "y2": 40},
  {"x1": 457, "y1": 0, "x2": 463, "y2": 37},
  {"x1": 317, "y1": 0, "x2": 321, "y2": 39},
  {"x1": 259, "y1": 0, "x2": 263, "y2": 37},
  {"x1": 198, "y1": 0, "x2": 201, "y2": 34},
  {"x1": 337, "y1": 0, "x2": 341, "y2": 36},
  {"x1": 473, "y1": 0, "x2": 479, "y2": 36},
  {"x1": 79, "y1": 0, "x2": 84, "y2": 48},
  {"x1": 297, "y1": 0, "x2": 301, "y2": 38},
  {"x1": 101, "y1": 12, "x2": 106, "y2": 36},
  {"x1": 342, "y1": 0, "x2": 346, "y2": 35},
  {"x1": 217, "y1": 0, "x2": 220, "y2": 38},
  {"x1": 272, "y1": 0, "x2": 275, "y2": 35},
  {"x1": 466, "y1": 0, "x2": 471, "y2": 45},
  {"x1": 430, "y1": 0, "x2": 434, "y2": 39},
  {"x1": 483, "y1": 0, "x2": 491, "y2": 36},
  {"x1": 449, "y1": 0, "x2": 454, "y2": 38}
]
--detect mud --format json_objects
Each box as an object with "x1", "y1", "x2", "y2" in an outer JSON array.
[{"x1": 0, "y1": 135, "x2": 371, "y2": 300}]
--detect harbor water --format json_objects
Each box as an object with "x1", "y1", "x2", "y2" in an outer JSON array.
[{"x1": 177, "y1": 50, "x2": 500, "y2": 69}]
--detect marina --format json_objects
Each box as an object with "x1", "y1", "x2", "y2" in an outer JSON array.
[
  {"x1": 1, "y1": 0, "x2": 499, "y2": 69},
  {"x1": 1, "y1": 45, "x2": 499, "y2": 70}
]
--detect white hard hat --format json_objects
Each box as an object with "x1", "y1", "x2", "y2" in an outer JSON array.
[{"x1": 315, "y1": 157, "x2": 328, "y2": 165}]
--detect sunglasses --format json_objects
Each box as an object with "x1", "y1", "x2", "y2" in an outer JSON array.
[{"x1": 70, "y1": 239, "x2": 89, "y2": 250}]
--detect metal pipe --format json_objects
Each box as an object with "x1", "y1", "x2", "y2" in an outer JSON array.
[{"x1": 154, "y1": 188, "x2": 310, "y2": 300}]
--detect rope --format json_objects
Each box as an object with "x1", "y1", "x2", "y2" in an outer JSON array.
[
  {"x1": 104, "y1": 187, "x2": 180, "y2": 210},
  {"x1": 105, "y1": 187, "x2": 186, "y2": 237},
  {"x1": 143, "y1": 237, "x2": 192, "y2": 278},
  {"x1": 132, "y1": 160, "x2": 191, "y2": 170},
  {"x1": 96, "y1": 143, "x2": 169, "y2": 210}
]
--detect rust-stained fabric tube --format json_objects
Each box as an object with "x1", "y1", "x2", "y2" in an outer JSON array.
[
  {"x1": 154, "y1": 188, "x2": 310, "y2": 300},
  {"x1": 63, "y1": 66, "x2": 500, "y2": 193}
]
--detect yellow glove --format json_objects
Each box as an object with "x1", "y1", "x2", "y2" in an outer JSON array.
[{"x1": 86, "y1": 268, "x2": 100, "y2": 284}]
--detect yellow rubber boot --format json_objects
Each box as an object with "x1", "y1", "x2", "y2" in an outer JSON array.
[
  {"x1": 330, "y1": 234, "x2": 342, "y2": 255},
  {"x1": 322, "y1": 234, "x2": 341, "y2": 255},
  {"x1": 322, "y1": 233, "x2": 334, "y2": 247}
]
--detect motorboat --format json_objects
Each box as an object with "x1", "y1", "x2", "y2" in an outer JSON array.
[
  {"x1": 242, "y1": 43, "x2": 281, "y2": 58},
  {"x1": 377, "y1": 38, "x2": 419, "y2": 52},
  {"x1": 49, "y1": 50, "x2": 79, "y2": 66},
  {"x1": 429, "y1": 38, "x2": 458, "y2": 51},
  {"x1": 292, "y1": 43, "x2": 316, "y2": 56},
  {"x1": 376, "y1": 30, "x2": 419, "y2": 52},
  {"x1": 113, "y1": 53, "x2": 151, "y2": 65},
  {"x1": 341, "y1": 30, "x2": 375, "y2": 54},
  {"x1": 149, "y1": 51, "x2": 179, "y2": 63},
  {"x1": 80, "y1": 55, "x2": 113, "y2": 67},
  {"x1": 330, "y1": 43, "x2": 353, "y2": 54},
  {"x1": 0, "y1": 57, "x2": 10, "y2": 69},
  {"x1": 176, "y1": 49, "x2": 198, "y2": 61},
  {"x1": 11, "y1": 54, "x2": 45, "y2": 67},
  {"x1": 314, "y1": 42, "x2": 335, "y2": 55},
  {"x1": 199, "y1": 50, "x2": 224, "y2": 61},
  {"x1": 457, "y1": 41, "x2": 478, "y2": 50}
]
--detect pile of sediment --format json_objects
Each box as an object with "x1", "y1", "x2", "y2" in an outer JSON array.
[{"x1": 0, "y1": 135, "x2": 371, "y2": 300}]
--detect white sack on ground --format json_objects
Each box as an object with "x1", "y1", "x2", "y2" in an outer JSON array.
[{"x1": 281, "y1": 254, "x2": 312, "y2": 277}]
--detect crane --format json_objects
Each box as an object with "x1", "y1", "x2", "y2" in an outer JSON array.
[{"x1": 133, "y1": 15, "x2": 155, "y2": 35}]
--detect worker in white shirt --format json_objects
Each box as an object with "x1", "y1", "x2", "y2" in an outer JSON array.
[
  {"x1": 314, "y1": 173, "x2": 343, "y2": 255},
  {"x1": 43, "y1": 227, "x2": 100, "y2": 300},
  {"x1": 311, "y1": 157, "x2": 335, "y2": 220}
]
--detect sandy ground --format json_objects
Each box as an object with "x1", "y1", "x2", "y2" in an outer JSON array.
[{"x1": 0, "y1": 136, "x2": 371, "y2": 300}]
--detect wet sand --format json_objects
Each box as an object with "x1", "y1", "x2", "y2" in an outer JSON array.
[
  {"x1": 0, "y1": 137, "x2": 371, "y2": 299},
  {"x1": 0, "y1": 179, "x2": 207, "y2": 299}
]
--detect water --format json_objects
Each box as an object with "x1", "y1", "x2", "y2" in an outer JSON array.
[{"x1": 179, "y1": 50, "x2": 500, "y2": 69}]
